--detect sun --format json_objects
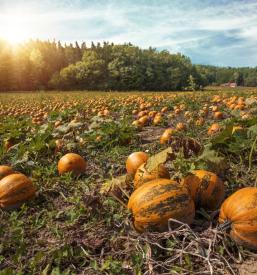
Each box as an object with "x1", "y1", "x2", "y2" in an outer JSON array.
[{"x1": 0, "y1": 10, "x2": 35, "y2": 44}]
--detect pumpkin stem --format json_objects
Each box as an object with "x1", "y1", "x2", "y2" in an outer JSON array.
[{"x1": 218, "y1": 220, "x2": 232, "y2": 231}]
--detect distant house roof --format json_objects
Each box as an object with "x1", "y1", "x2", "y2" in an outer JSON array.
[{"x1": 220, "y1": 82, "x2": 237, "y2": 87}]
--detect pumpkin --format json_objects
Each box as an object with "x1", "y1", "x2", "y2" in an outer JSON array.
[
  {"x1": 134, "y1": 163, "x2": 170, "y2": 189},
  {"x1": 207, "y1": 123, "x2": 221, "y2": 135},
  {"x1": 132, "y1": 120, "x2": 143, "y2": 129},
  {"x1": 176, "y1": 122, "x2": 186, "y2": 131},
  {"x1": 126, "y1": 152, "x2": 149, "y2": 175},
  {"x1": 219, "y1": 187, "x2": 257, "y2": 250},
  {"x1": 183, "y1": 170, "x2": 225, "y2": 210},
  {"x1": 58, "y1": 153, "x2": 87, "y2": 175},
  {"x1": 138, "y1": 115, "x2": 149, "y2": 126},
  {"x1": 153, "y1": 115, "x2": 162, "y2": 126},
  {"x1": 160, "y1": 128, "x2": 176, "y2": 144},
  {"x1": 0, "y1": 165, "x2": 15, "y2": 180},
  {"x1": 0, "y1": 173, "x2": 36, "y2": 209},
  {"x1": 128, "y1": 178, "x2": 195, "y2": 232},
  {"x1": 213, "y1": 111, "x2": 223, "y2": 120}
]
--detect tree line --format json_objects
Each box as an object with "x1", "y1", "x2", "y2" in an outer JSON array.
[{"x1": 0, "y1": 39, "x2": 256, "y2": 91}]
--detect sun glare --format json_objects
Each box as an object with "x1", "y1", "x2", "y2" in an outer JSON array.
[{"x1": 0, "y1": 10, "x2": 35, "y2": 44}]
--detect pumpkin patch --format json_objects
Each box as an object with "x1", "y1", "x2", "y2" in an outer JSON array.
[{"x1": 0, "y1": 89, "x2": 257, "y2": 273}]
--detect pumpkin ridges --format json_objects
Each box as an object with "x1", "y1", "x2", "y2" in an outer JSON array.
[
  {"x1": 135, "y1": 193, "x2": 193, "y2": 220},
  {"x1": 128, "y1": 179, "x2": 180, "y2": 209},
  {"x1": 219, "y1": 187, "x2": 257, "y2": 249},
  {"x1": 0, "y1": 165, "x2": 15, "y2": 180},
  {"x1": 0, "y1": 174, "x2": 33, "y2": 197},
  {"x1": 0, "y1": 173, "x2": 36, "y2": 209},
  {"x1": 183, "y1": 170, "x2": 225, "y2": 210},
  {"x1": 128, "y1": 178, "x2": 195, "y2": 232},
  {"x1": 231, "y1": 229, "x2": 257, "y2": 250},
  {"x1": 0, "y1": 189, "x2": 36, "y2": 207},
  {"x1": 219, "y1": 187, "x2": 257, "y2": 222},
  {"x1": 126, "y1": 152, "x2": 149, "y2": 175},
  {"x1": 133, "y1": 192, "x2": 189, "y2": 217}
]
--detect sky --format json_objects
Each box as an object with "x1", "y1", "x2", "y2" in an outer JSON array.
[{"x1": 0, "y1": 0, "x2": 257, "y2": 67}]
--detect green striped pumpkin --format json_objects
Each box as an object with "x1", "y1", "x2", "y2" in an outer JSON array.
[{"x1": 128, "y1": 178, "x2": 195, "y2": 232}]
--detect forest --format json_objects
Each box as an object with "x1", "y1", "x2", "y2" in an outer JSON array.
[{"x1": 0, "y1": 39, "x2": 257, "y2": 91}]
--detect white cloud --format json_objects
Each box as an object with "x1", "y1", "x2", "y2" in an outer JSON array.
[{"x1": 0, "y1": 0, "x2": 257, "y2": 66}]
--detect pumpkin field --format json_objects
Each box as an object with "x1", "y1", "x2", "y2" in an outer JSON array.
[{"x1": 0, "y1": 88, "x2": 257, "y2": 274}]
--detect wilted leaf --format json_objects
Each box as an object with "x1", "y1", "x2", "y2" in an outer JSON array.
[
  {"x1": 145, "y1": 147, "x2": 173, "y2": 172},
  {"x1": 100, "y1": 174, "x2": 133, "y2": 195}
]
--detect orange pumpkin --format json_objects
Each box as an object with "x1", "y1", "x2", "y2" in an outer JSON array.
[
  {"x1": 132, "y1": 120, "x2": 143, "y2": 129},
  {"x1": 126, "y1": 152, "x2": 149, "y2": 175},
  {"x1": 138, "y1": 115, "x2": 148, "y2": 126},
  {"x1": 207, "y1": 123, "x2": 221, "y2": 135},
  {"x1": 0, "y1": 173, "x2": 36, "y2": 209},
  {"x1": 58, "y1": 153, "x2": 87, "y2": 175},
  {"x1": 153, "y1": 115, "x2": 162, "y2": 126},
  {"x1": 219, "y1": 187, "x2": 257, "y2": 250},
  {"x1": 160, "y1": 128, "x2": 176, "y2": 144},
  {"x1": 176, "y1": 122, "x2": 186, "y2": 131},
  {"x1": 183, "y1": 170, "x2": 225, "y2": 210},
  {"x1": 128, "y1": 178, "x2": 195, "y2": 232},
  {"x1": 0, "y1": 165, "x2": 15, "y2": 180},
  {"x1": 213, "y1": 111, "x2": 223, "y2": 120},
  {"x1": 134, "y1": 163, "x2": 170, "y2": 189}
]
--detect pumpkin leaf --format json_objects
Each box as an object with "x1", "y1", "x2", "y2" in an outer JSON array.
[
  {"x1": 210, "y1": 123, "x2": 234, "y2": 145},
  {"x1": 197, "y1": 144, "x2": 228, "y2": 174},
  {"x1": 145, "y1": 147, "x2": 173, "y2": 172},
  {"x1": 100, "y1": 174, "x2": 133, "y2": 195}
]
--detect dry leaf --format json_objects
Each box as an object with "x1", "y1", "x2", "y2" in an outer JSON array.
[
  {"x1": 145, "y1": 147, "x2": 173, "y2": 172},
  {"x1": 100, "y1": 174, "x2": 133, "y2": 195}
]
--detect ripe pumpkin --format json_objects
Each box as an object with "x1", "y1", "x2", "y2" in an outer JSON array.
[
  {"x1": 153, "y1": 115, "x2": 162, "y2": 126},
  {"x1": 176, "y1": 122, "x2": 186, "y2": 131},
  {"x1": 138, "y1": 115, "x2": 149, "y2": 126},
  {"x1": 126, "y1": 152, "x2": 149, "y2": 175},
  {"x1": 207, "y1": 123, "x2": 221, "y2": 135},
  {"x1": 183, "y1": 170, "x2": 225, "y2": 210},
  {"x1": 160, "y1": 128, "x2": 176, "y2": 144},
  {"x1": 0, "y1": 173, "x2": 36, "y2": 209},
  {"x1": 0, "y1": 165, "x2": 15, "y2": 180},
  {"x1": 58, "y1": 153, "x2": 87, "y2": 175},
  {"x1": 128, "y1": 178, "x2": 195, "y2": 232},
  {"x1": 213, "y1": 111, "x2": 223, "y2": 120},
  {"x1": 134, "y1": 163, "x2": 170, "y2": 189},
  {"x1": 219, "y1": 187, "x2": 257, "y2": 250}
]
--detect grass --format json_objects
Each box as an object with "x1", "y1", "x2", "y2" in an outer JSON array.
[{"x1": 0, "y1": 87, "x2": 257, "y2": 274}]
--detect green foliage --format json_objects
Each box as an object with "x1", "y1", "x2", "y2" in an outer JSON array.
[
  {"x1": 196, "y1": 64, "x2": 257, "y2": 87},
  {"x1": 85, "y1": 118, "x2": 137, "y2": 149},
  {"x1": 0, "y1": 40, "x2": 205, "y2": 91}
]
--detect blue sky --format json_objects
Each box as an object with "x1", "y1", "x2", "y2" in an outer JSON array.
[{"x1": 0, "y1": 0, "x2": 257, "y2": 67}]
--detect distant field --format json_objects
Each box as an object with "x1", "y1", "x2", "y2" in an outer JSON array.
[{"x1": 0, "y1": 89, "x2": 257, "y2": 274}]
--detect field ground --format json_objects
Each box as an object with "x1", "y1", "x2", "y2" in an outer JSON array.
[{"x1": 0, "y1": 88, "x2": 257, "y2": 274}]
